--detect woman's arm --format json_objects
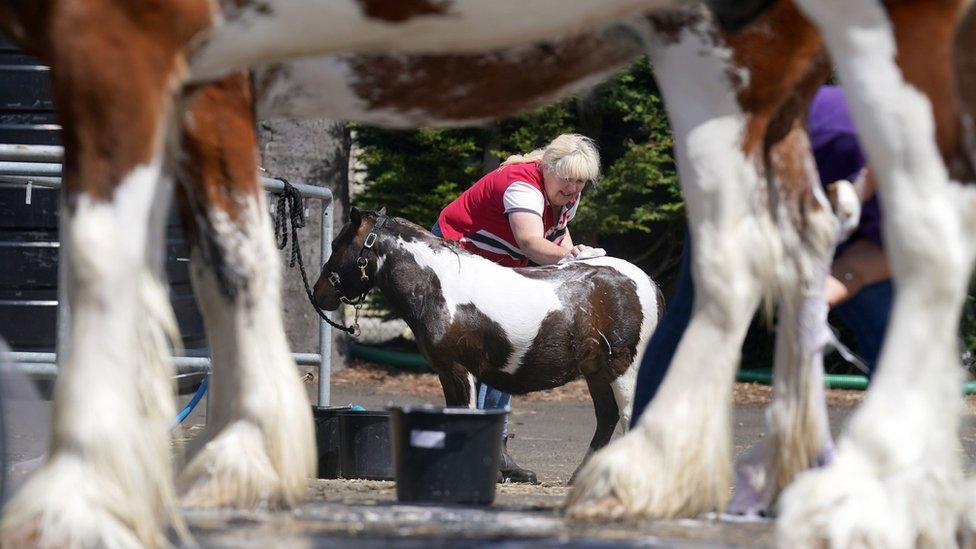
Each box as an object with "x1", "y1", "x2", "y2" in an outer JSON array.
[
  {"x1": 509, "y1": 212, "x2": 571, "y2": 265},
  {"x1": 509, "y1": 212, "x2": 593, "y2": 265},
  {"x1": 826, "y1": 239, "x2": 890, "y2": 307},
  {"x1": 560, "y1": 227, "x2": 574, "y2": 251}
]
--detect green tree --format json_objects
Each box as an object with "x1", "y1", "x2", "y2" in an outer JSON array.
[{"x1": 353, "y1": 127, "x2": 483, "y2": 229}]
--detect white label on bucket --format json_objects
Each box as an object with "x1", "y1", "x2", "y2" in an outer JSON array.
[{"x1": 410, "y1": 430, "x2": 446, "y2": 449}]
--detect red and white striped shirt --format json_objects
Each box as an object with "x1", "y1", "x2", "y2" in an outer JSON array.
[{"x1": 438, "y1": 162, "x2": 579, "y2": 267}]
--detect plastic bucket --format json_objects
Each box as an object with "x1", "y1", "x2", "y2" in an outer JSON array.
[
  {"x1": 312, "y1": 406, "x2": 353, "y2": 479},
  {"x1": 389, "y1": 406, "x2": 507, "y2": 505},
  {"x1": 338, "y1": 410, "x2": 394, "y2": 480}
]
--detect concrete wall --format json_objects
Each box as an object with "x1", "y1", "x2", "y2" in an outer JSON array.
[{"x1": 258, "y1": 119, "x2": 351, "y2": 371}]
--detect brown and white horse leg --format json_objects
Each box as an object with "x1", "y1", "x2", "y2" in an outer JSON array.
[
  {"x1": 779, "y1": 1, "x2": 975, "y2": 546},
  {"x1": 568, "y1": 9, "x2": 774, "y2": 519},
  {"x1": 435, "y1": 363, "x2": 475, "y2": 408},
  {"x1": 0, "y1": 14, "x2": 210, "y2": 547},
  {"x1": 730, "y1": 113, "x2": 839, "y2": 516},
  {"x1": 174, "y1": 74, "x2": 315, "y2": 509}
]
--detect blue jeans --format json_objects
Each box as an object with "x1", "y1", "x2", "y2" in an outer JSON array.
[
  {"x1": 833, "y1": 280, "x2": 892, "y2": 373},
  {"x1": 629, "y1": 232, "x2": 891, "y2": 428},
  {"x1": 630, "y1": 235, "x2": 694, "y2": 427},
  {"x1": 431, "y1": 220, "x2": 512, "y2": 437}
]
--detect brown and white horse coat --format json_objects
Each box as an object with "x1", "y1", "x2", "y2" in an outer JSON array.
[
  {"x1": 569, "y1": 7, "x2": 976, "y2": 548},
  {"x1": 567, "y1": 1, "x2": 845, "y2": 521},
  {"x1": 776, "y1": 1, "x2": 976, "y2": 547},
  {"x1": 186, "y1": 0, "x2": 679, "y2": 82},
  {"x1": 253, "y1": 22, "x2": 648, "y2": 127},
  {"x1": 0, "y1": 2, "x2": 685, "y2": 547},
  {"x1": 1, "y1": 0, "x2": 974, "y2": 547},
  {"x1": 312, "y1": 211, "x2": 660, "y2": 475}
]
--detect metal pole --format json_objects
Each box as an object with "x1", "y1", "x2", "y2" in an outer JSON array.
[
  {"x1": 0, "y1": 161, "x2": 61, "y2": 177},
  {"x1": 318, "y1": 200, "x2": 333, "y2": 406},
  {"x1": 56, "y1": 185, "x2": 69, "y2": 363},
  {"x1": 0, "y1": 144, "x2": 64, "y2": 163}
]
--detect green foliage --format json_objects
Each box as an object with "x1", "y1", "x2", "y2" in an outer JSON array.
[{"x1": 354, "y1": 127, "x2": 483, "y2": 229}]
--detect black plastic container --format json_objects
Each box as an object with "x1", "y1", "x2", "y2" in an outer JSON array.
[
  {"x1": 338, "y1": 410, "x2": 393, "y2": 480},
  {"x1": 312, "y1": 406, "x2": 353, "y2": 479},
  {"x1": 389, "y1": 406, "x2": 507, "y2": 505}
]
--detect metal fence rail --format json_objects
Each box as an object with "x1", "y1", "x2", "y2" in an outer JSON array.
[{"x1": 0, "y1": 144, "x2": 338, "y2": 406}]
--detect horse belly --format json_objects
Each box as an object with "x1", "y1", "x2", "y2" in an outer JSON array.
[
  {"x1": 190, "y1": 0, "x2": 673, "y2": 82},
  {"x1": 480, "y1": 349, "x2": 584, "y2": 395},
  {"x1": 253, "y1": 25, "x2": 643, "y2": 125}
]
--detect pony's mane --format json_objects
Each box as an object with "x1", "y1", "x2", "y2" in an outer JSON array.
[
  {"x1": 362, "y1": 210, "x2": 468, "y2": 256},
  {"x1": 360, "y1": 210, "x2": 593, "y2": 274}
]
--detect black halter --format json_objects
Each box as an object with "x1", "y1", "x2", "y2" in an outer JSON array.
[
  {"x1": 273, "y1": 179, "x2": 367, "y2": 336},
  {"x1": 326, "y1": 214, "x2": 389, "y2": 307}
]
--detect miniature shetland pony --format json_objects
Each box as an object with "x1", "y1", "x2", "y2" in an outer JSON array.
[{"x1": 312, "y1": 209, "x2": 660, "y2": 478}]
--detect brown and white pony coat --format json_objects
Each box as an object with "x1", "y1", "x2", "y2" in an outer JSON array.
[
  {"x1": 311, "y1": 210, "x2": 660, "y2": 477},
  {"x1": 0, "y1": 0, "x2": 973, "y2": 547}
]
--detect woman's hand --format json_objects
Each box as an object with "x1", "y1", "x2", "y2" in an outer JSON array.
[{"x1": 567, "y1": 244, "x2": 594, "y2": 258}]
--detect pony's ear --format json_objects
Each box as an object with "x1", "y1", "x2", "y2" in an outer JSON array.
[
  {"x1": 349, "y1": 207, "x2": 361, "y2": 224},
  {"x1": 377, "y1": 206, "x2": 387, "y2": 216}
]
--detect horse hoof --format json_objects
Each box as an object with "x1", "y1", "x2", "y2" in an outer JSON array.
[
  {"x1": 180, "y1": 421, "x2": 298, "y2": 509},
  {"x1": 0, "y1": 456, "x2": 168, "y2": 549},
  {"x1": 565, "y1": 494, "x2": 627, "y2": 521},
  {"x1": 777, "y1": 449, "x2": 961, "y2": 548}
]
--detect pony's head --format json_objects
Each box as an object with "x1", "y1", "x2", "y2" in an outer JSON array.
[{"x1": 312, "y1": 207, "x2": 387, "y2": 311}]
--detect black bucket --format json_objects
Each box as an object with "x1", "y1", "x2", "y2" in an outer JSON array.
[
  {"x1": 389, "y1": 406, "x2": 507, "y2": 505},
  {"x1": 312, "y1": 405, "x2": 353, "y2": 479},
  {"x1": 338, "y1": 410, "x2": 393, "y2": 480}
]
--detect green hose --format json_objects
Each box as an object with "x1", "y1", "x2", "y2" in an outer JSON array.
[
  {"x1": 348, "y1": 343, "x2": 976, "y2": 395},
  {"x1": 348, "y1": 342, "x2": 431, "y2": 373},
  {"x1": 737, "y1": 368, "x2": 867, "y2": 390},
  {"x1": 737, "y1": 368, "x2": 976, "y2": 395}
]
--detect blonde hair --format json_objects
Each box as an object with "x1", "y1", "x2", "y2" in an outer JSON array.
[{"x1": 500, "y1": 133, "x2": 600, "y2": 183}]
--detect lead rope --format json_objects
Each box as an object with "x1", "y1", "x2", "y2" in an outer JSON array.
[{"x1": 272, "y1": 179, "x2": 361, "y2": 336}]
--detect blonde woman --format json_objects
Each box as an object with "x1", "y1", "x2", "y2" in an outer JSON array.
[{"x1": 432, "y1": 133, "x2": 601, "y2": 483}]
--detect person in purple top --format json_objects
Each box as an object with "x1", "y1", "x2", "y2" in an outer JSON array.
[
  {"x1": 628, "y1": 85, "x2": 892, "y2": 426},
  {"x1": 810, "y1": 86, "x2": 891, "y2": 362}
]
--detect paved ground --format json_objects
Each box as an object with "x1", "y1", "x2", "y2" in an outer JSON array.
[
  {"x1": 5, "y1": 364, "x2": 976, "y2": 547},
  {"x1": 184, "y1": 371, "x2": 842, "y2": 547}
]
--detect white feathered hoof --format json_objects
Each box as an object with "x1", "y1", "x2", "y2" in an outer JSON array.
[
  {"x1": 180, "y1": 417, "x2": 314, "y2": 510},
  {"x1": 1, "y1": 455, "x2": 167, "y2": 549},
  {"x1": 777, "y1": 450, "x2": 962, "y2": 548},
  {"x1": 565, "y1": 425, "x2": 729, "y2": 520}
]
